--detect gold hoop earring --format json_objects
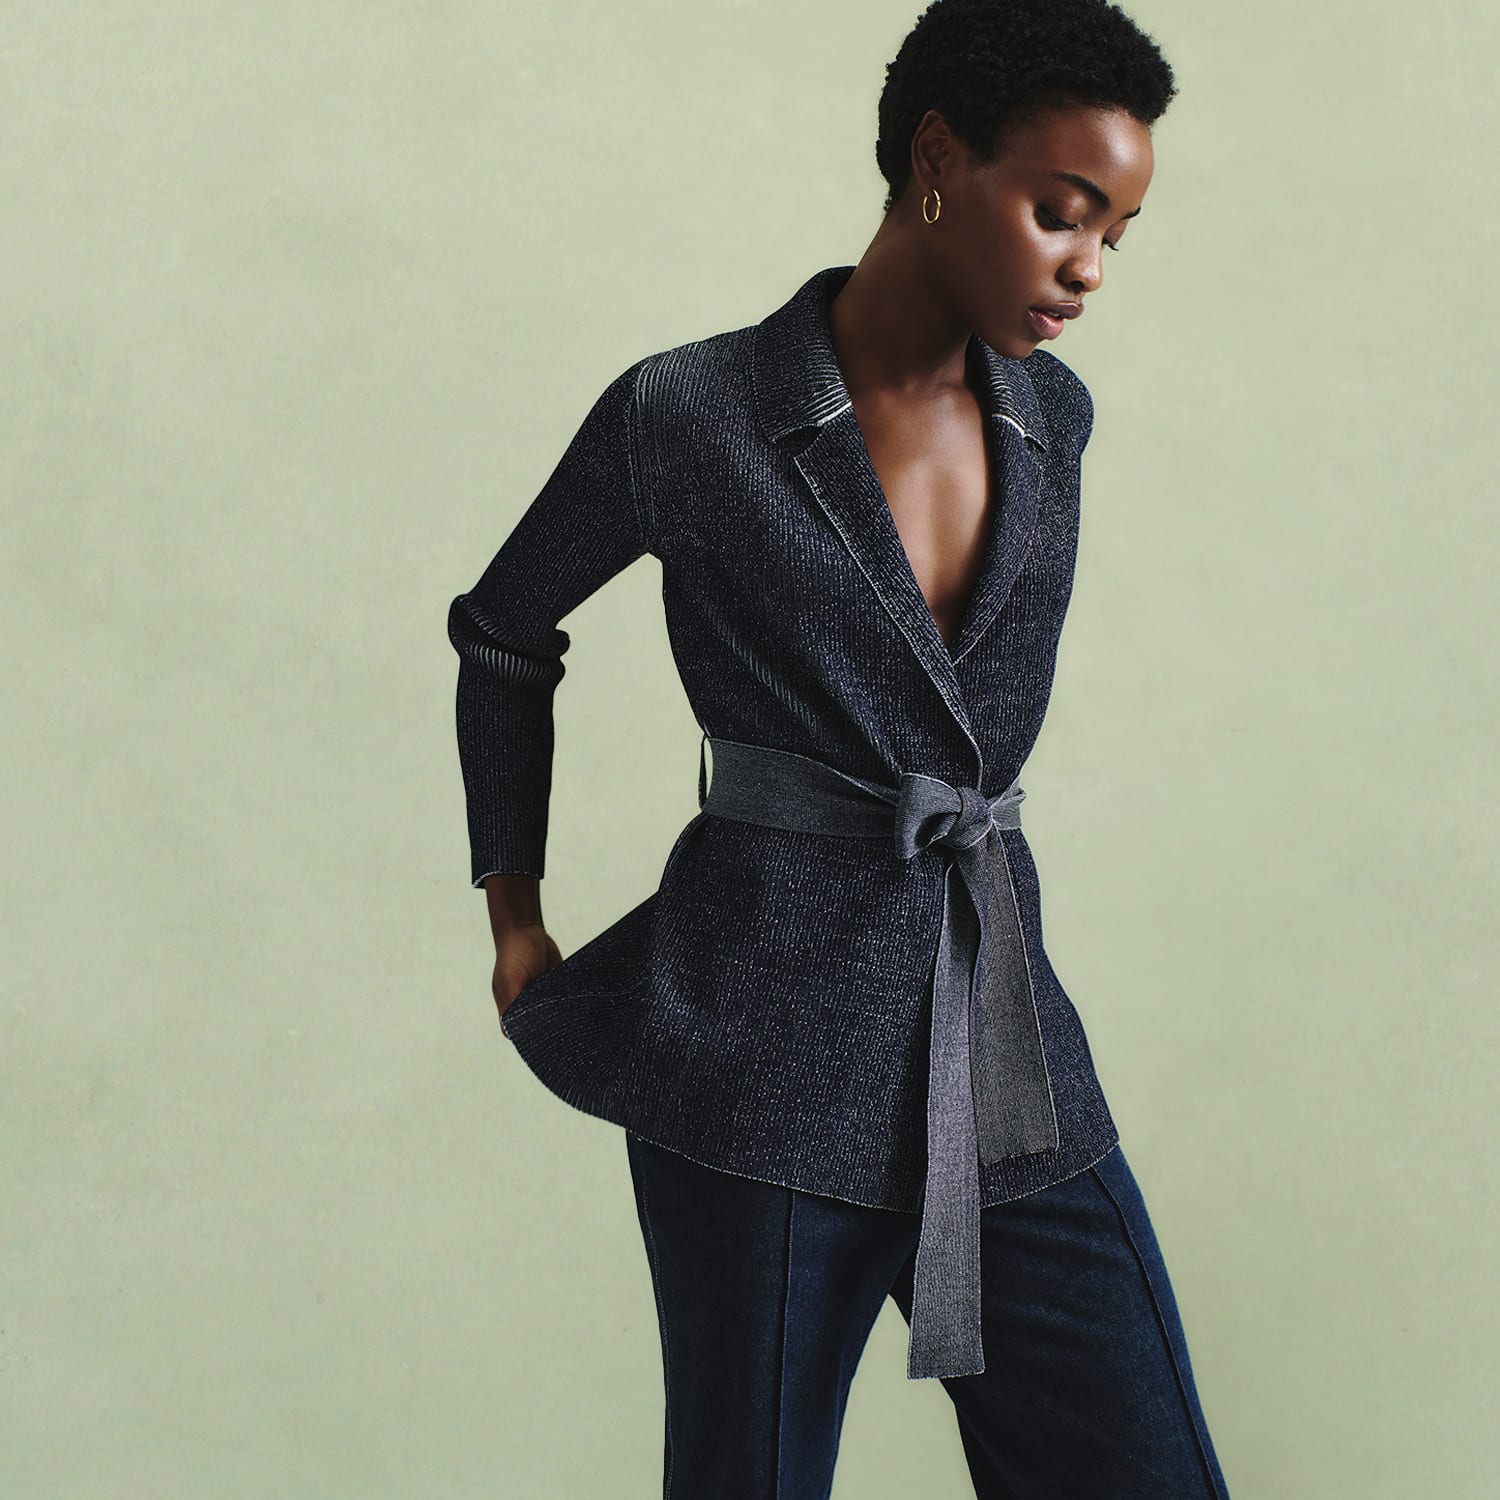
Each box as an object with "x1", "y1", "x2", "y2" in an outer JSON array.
[{"x1": 922, "y1": 188, "x2": 942, "y2": 225}]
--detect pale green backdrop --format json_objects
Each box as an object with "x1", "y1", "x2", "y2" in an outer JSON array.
[{"x1": 4, "y1": 2, "x2": 1496, "y2": 1496}]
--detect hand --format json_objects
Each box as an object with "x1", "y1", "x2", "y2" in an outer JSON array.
[{"x1": 491, "y1": 924, "x2": 564, "y2": 1030}]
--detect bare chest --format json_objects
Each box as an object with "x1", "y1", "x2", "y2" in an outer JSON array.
[{"x1": 849, "y1": 387, "x2": 993, "y2": 651}]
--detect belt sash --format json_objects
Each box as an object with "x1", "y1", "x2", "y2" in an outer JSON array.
[{"x1": 695, "y1": 733, "x2": 1061, "y2": 1380}]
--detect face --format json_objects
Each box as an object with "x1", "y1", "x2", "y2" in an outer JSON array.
[{"x1": 909, "y1": 104, "x2": 1156, "y2": 358}]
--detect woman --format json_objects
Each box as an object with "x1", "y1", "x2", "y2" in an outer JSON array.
[{"x1": 448, "y1": 0, "x2": 1231, "y2": 1494}]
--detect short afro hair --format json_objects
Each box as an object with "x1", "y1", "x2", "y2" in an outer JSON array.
[{"x1": 876, "y1": 0, "x2": 1178, "y2": 215}]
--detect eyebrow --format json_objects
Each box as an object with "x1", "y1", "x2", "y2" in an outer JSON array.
[{"x1": 1050, "y1": 170, "x2": 1142, "y2": 220}]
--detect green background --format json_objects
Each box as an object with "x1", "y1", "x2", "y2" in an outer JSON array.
[{"x1": 5, "y1": 2, "x2": 1495, "y2": 1495}]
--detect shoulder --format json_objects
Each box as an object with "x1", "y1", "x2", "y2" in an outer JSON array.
[
  {"x1": 631, "y1": 325, "x2": 753, "y2": 416},
  {"x1": 569, "y1": 327, "x2": 748, "y2": 460},
  {"x1": 1019, "y1": 347, "x2": 1094, "y2": 451},
  {"x1": 601, "y1": 328, "x2": 757, "y2": 477},
  {"x1": 578, "y1": 325, "x2": 746, "y2": 416}
]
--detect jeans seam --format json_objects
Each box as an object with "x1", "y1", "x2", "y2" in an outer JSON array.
[
  {"x1": 774, "y1": 1188, "x2": 794, "y2": 1498},
  {"x1": 1088, "y1": 1162, "x2": 1227, "y2": 1500},
  {"x1": 634, "y1": 1144, "x2": 677, "y2": 1500}
]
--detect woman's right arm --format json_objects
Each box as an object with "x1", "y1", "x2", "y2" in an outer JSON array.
[
  {"x1": 484, "y1": 873, "x2": 559, "y2": 1019},
  {"x1": 447, "y1": 358, "x2": 655, "y2": 1022}
]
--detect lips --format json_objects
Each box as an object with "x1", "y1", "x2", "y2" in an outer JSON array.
[{"x1": 1030, "y1": 303, "x2": 1082, "y2": 320}]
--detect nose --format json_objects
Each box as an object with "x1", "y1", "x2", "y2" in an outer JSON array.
[{"x1": 1064, "y1": 244, "x2": 1105, "y2": 297}]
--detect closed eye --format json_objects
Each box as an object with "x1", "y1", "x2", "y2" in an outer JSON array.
[{"x1": 1038, "y1": 205, "x2": 1122, "y2": 252}]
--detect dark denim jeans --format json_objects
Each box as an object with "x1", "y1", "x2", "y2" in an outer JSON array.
[{"x1": 626, "y1": 1131, "x2": 1230, "y2": 1499}]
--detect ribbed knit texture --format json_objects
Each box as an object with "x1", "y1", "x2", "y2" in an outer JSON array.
[{"x1": 448, "y1": 264, "x2": 1118, "y2": 1214}]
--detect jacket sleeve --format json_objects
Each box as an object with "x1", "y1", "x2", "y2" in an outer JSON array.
[{"x1": 447, "y1": 357, "x2": 655, "y2": 885}]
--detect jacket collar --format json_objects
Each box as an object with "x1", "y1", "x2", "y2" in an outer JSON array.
[
  {"x1": 750, "y1": 263, "x2": 1051, "y2": 452},
  {"x1": 749, "y1": 264, "x2": 1052, "y2": 769}
]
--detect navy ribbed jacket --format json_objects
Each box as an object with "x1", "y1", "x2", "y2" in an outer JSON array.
[{"x1": 447, "y1": 263, "x2": 1119, "y2": 1217}]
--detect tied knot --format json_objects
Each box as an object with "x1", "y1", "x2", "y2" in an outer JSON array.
[
  {"x1": 893, "y1": 773, "x2": 995, "y2": 860},
  {"x1": 693, "y1": 736, "x2": 1056, "y2": 1381}
]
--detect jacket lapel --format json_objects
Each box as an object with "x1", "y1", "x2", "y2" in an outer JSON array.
[
  {"x1": 751, "y1": 265, "x2": 1053, "y2": 739},
  {"x1": 946, "y1": 405, "x2": 1046, "y2": 665}
]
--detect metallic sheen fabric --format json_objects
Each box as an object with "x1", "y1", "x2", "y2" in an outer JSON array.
[
  {"x1": 701, "y1": 733, "x2": 1059, "y2": 1378},
  {"x1": 447, "y1": 264, "x2": 1121, "y2": 1377}
]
